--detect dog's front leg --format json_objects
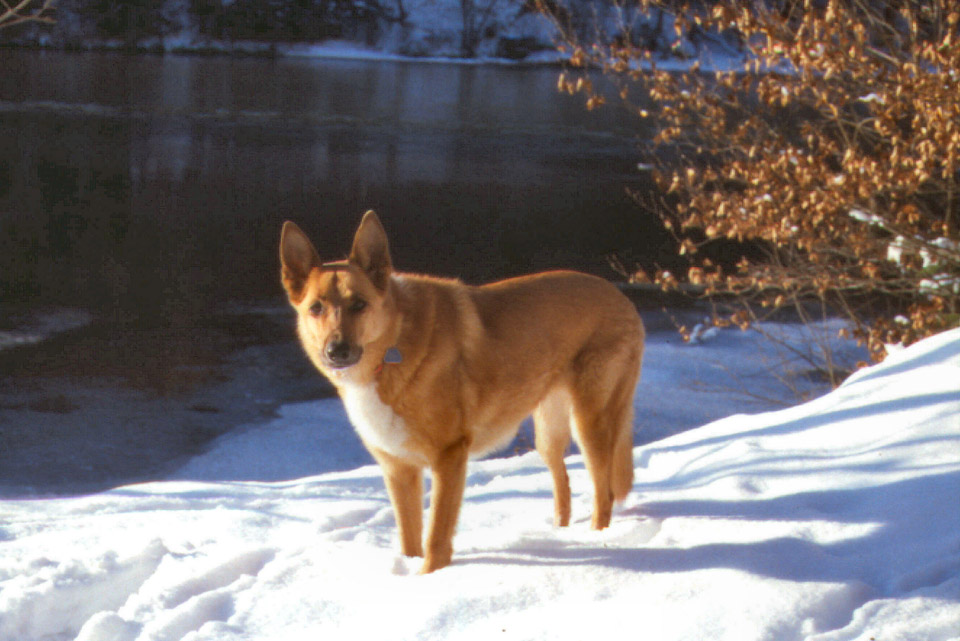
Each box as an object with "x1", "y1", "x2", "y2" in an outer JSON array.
[
  {"x1": 421, "y1": 437, "x2": 469, "y2": 574},
  {"x1": 374, "y1": 450, "x2": 424, "y2": 558}
]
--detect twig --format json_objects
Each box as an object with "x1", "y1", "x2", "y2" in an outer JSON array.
[{"x1": 0, "y1": 0, "x2": 54, "y2": 30}]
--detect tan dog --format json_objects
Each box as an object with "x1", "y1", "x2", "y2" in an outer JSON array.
[{"x1": 280, "y1": 211, "x2": 644, "y2": 573}]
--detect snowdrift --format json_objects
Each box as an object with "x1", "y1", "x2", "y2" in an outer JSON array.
[{"x1": 1, "y1": 329, "x2": 958, "y2": 641}]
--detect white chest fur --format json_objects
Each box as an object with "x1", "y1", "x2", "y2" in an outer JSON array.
[{"x1": 339, "y1": 382, "x2": 412, "y2": 458}]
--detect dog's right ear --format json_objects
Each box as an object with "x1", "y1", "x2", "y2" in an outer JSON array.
[{"x1": 280, "y1": 221, "x2": 320, "y2": 304}]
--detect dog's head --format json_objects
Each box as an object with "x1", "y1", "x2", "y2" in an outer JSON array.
[{"x1": 280, "y1": 211, "x2": 395, "y2": 376}]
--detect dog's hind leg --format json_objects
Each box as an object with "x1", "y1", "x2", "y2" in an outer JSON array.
[
  {"x1": 570, "y1": 352, "x2": 639, "y2": 530},
  {"x1": 534, "y1": 387, "x2": 573, "y2": 527},
  {"x1": 570, "y1": 405, "x2": 615, "y2": 530}
]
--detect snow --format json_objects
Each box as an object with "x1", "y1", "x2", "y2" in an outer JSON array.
[
  {"x1": 1, "y1": 326, "x2": 958, "y2": 641},
  {"x1": 849, "y1": 208, "x2": 886, "y2": 227},
  {"x1": 0, "y1": 308, "x2": 93, "y2": 353}
]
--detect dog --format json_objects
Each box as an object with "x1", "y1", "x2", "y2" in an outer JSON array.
[{"x1": 280, "y1": 211, "x2": 644, "y2": 573}]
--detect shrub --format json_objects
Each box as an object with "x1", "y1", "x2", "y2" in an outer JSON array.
[{"x1": 545, "y1": 0, "x2": 960, "y2": 362}]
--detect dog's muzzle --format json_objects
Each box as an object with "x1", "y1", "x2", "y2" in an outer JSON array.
[{"x1": 323, "y1": 339, "x2": 363, "y2": 369}]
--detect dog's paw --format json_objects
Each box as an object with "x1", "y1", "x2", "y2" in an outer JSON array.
[{"x1": 418, "y1": 552, "x2": 452, "y2": 574}]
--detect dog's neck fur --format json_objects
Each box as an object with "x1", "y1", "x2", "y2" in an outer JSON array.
[{"x1": 373, "y1": 274, "x2": 429, "y2": 384}]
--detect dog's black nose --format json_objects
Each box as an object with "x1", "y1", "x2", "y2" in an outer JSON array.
[
  {"x1": 325, "y1": 340, "x2": 351, "y2": 361},
  {"x1": 323, "y1": 339, "x2": 361, "y2": 368}
]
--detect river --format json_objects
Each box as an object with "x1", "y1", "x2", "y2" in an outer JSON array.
[
  {"x1": 1, "y1": 50, "x2": 662, "y2": 313},
  {"x1": 0, "y1": 50, "x2": 666, "y2": 493}
]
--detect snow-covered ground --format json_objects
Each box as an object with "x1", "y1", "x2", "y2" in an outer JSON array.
[
  {"x1": 0, "y1": 308, "x2": 93, "y2": 353},
  {"x1": 1, "y1": 326, "x2": 958, "y2": 641}
]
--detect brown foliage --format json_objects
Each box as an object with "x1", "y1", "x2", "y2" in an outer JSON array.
[{"x1": 546, "y1": 0, "x2": 960, "y2": 362}]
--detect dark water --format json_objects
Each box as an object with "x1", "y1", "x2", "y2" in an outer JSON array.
[
  {"x1": 0, "y1": 50, "x2": 667, "y2": 318},
  {"x1": 0, "y1": 51, "x2": 673, "y2": 492}
]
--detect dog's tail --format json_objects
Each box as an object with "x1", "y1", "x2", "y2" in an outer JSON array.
[
  {"x1": 612, "y1": 324, "x2": 643, "y2": 503},
  {"x1": 611, "y1": 405, "x2": 635, "y2": 502}
]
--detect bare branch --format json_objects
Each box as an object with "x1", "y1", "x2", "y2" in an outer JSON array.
[{"x1": 0, "y1": 0, "x2": 54, "y2": 30}]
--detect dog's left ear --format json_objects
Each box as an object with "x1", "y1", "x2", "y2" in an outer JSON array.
[{"x1": 349, "y1": 210, "x2": 393, "y2": 291}]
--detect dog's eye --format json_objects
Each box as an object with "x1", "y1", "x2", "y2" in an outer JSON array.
[
  {"x1": 309, "y1": 301, "x2": 324, "y2": 316},
  {"x1": 348, "y1": 299, "x2": 367, "y2": 313}
]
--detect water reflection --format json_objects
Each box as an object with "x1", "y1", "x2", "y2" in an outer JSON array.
[{"x1": 1, "y1": 51, "x2": 666, "y2": 319}]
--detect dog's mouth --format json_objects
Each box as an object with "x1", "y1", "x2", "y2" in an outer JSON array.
[{"x1": 322, "y1": 340, "x2": 363, "y2": 370}]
